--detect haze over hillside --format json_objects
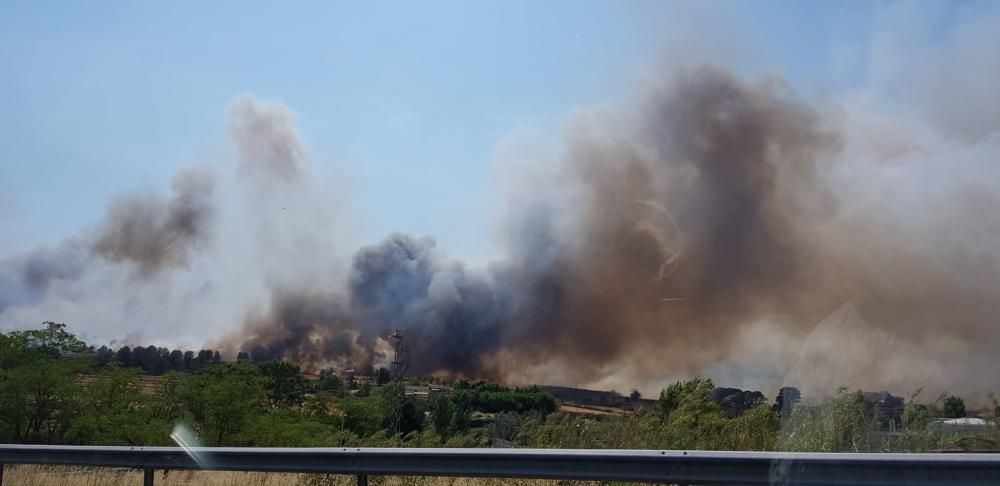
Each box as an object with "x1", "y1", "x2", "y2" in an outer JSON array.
[{"x1": 2, "y1": 2, "x2": 1000, "y2": 399}]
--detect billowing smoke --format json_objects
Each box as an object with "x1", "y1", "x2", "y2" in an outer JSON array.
[
  {"x1": 4, "y1": 4, "x2": 1000, "y2": 398},
  {"x1": 229, "y1": 51, "x2": 1000, "y2": 397},
  {"x1": 228, "y1": 92, "x2": 307, "y2": 183},
  {"x1": 232, "y1": 233, "x2": 511, "y2": 376},
  {"x1": 92, "y1": 169, "x2": 215, "y2": 274},
  {"x1": 0, "y1": 240, "x2": 91, "y2": 313},
  {"x1": 488, "y1": 68, "x2": 844, "y2": 382},
  {"x1": 0, "y1": 168, "x2": 215, "y2": 315}
]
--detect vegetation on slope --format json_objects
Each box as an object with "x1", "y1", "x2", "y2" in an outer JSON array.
[{"x1": 1, "y1": 322, "x2": 997, "y2": 453}]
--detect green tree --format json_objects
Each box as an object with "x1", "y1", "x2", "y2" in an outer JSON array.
[
  {"x1": 448, "y1": 382, "x2": 556, "y2": 416},
  {"x1": 196, "y1": 350, "x2": 214, "y2": 368},
  {"x1": 0, "y1": 324, "x2": 88, "y2": 444},
  {"x1": 95, "y1": 346, "x2": 114, "y2": 367},
  {"x1": 431, "y1": 396, "x2": 453, "y2": 441},
  {"x1": 450, "y1": 403, "x2": 471, "y2": 436},
  {"x1": 943, "y1": 396, "x2": 966, "y2": 418},
  {"x1": 168, "y1": 350, "x2": 184, "y2": 371},
  {"x1": 830, "y1": 390, "x2": 870, "y2": 451},
  {"x1": 780, "y1": 388, "x2": 879, "y2": 453},
  {"x1": 772, "y1": 387, "x2": 801, "y2": 416},
  {"x1": 67, "y1": 366, "x2": 173, "y2": 445},
  {"x1": 178, "y1": 362, "x2": 266, "y2": 445},
  {"x1": 9, "y1": 321, "x2": 89, "y2": 355},
  {"x1": 244, "y1": 411, "x2": 344, "y2": 447},
  {"x1": 0, "y1": 357, "x2": 82, "y2": 443},
  {"x1": 316, "y1": 370, "x2": 344, "y2": 395},
  {"x1": 902, "y1": 390, "x2": 931, "y2": 432},
  {"x1": 259, "y1": 360, "x2": 306, "y2": 407},
  {"x1": 116, "y1": 346, "x2": 133, "y2": 367},
  {"x1": 341, "y1": 396, "x2": 387, "y2": 437},
  {"x1": 659, "y1": 378, "x2": 716, "y2": 421},
  {"x1": 488, "y1": 411, "x2": 522, "y2": 442},
  {"x1": 398, "y1": 398, "x2": 424, "y2": 435}
]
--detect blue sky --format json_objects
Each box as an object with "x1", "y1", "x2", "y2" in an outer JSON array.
[{"x1": 0, "y1": 1, "x2": 915, "y2": 261}]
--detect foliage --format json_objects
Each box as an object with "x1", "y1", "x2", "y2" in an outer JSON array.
[
  {"x1": 375, "y1": 383, "x2": 424, "y2": 437},
  {"x1": 779, "y1": 388, "x2": 874, "y2": 452},
  {"x1": 772, "y1": 386, "x2": 801, "y2": 416},
  {"x1": 3, "y1": 323, "x2": 999, "y2": 454},
  {"x1": 487, "y1": 411, "x2": 522, "y2": 441},
  {"x1": 339, "y1": 395, "x2": 387, "y2": 437},
  {"x1": 0, "y1": 325, "x2": 89, "y2": 444},
  {"x1": 259, "y1": 360, "x2": 307, "y2": 407},
  {"x1": 177, "y1": 362, "x2": 267, "y2": 445},
  {"x1": 0, "y1": 356, "x2": 83, "y2": 443},
  {"x1": 902, "y1": 400, "x2": 931, "y2": 430},
  {"x1": 943, "y1": 395, "x2": 967, "y2": 418},
  {"x1": 451, "y1": 381, "x2": 556, "y2": 416},
  {"x1": 398, "y1": 397, "x2": 424, "y2": 435},
  {"x1": 66, "y1": 366, "x2": 173, "y2": 445},
  {"x1": 659, "y1": 377, "x2": 716, "y2": 420},
  {"x1": 244, "y1": 412, "x2": 347, "y2": 447},
  {"x1": 98, "y1": 344, "x2": 223, "y2": 375},
  {"x1": 431, "y1": 396, "x2": 453, "y2": 441},
  {"x1": 450, "y1": 402, "x2": 472, "y2": 436},
  {"x1": 8, "y1": 321, "x2": 90, "y2": 355},
  {"x1": 316, "y1": 369, "x2": 344, "y2": 395}
]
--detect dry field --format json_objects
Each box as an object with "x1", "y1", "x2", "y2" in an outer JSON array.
[
  {"x1": 3, "y1": 465, "x2": 619, "y2": 486},
  {"x1": 557, "y1": 404, "x2": 625, "y2": 417}
]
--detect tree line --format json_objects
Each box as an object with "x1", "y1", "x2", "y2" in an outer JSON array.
[
  {"x1": 0, "y1": 322, "x2": 994, "y2": 451},
  {"x1": 0, "y1": 322, "x2": 558, "y2": 447},
  {"x1": 95, "y1": 345, "x2": 223, "y2": 375}
]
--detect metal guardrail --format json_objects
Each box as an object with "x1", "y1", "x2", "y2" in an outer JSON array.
[{"x1": 1, "y1": 445, "x2": 999, "y2": 485}]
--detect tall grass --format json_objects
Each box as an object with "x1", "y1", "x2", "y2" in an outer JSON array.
[{"x1": 3, "y1": 466, "x2": 614, "y2": 486}]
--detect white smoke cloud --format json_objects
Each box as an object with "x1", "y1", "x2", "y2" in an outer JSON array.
[
  {"x1": 3, "y1": 2, "x2": 1000, "y2": 402},
  {"x1": 0, "y1": 92, "x2": 352, "y2": 349}
]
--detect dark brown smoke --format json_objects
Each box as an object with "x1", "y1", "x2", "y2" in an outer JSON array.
[
  {"x1": 237, "y1": 285, "x2": 365, "y2": 369},
  {"x1": 230, "y1": 63, "x2": 1000, "y2": 397},
  {"x1": 5, "y1": 47, "x2": 999, "y2": 397},
  {"x1": 489, "y1": 67, "x2": 844, "y2": 382},
  {"x1": 229, "y1": 233, "x2": 511, "y2": 376},
  {"x1": 229, "y1": 67, "x2": 844, "y2": 379},
  {"x1": 92, "y1": 168, "x2": 216, "y2": 274}
]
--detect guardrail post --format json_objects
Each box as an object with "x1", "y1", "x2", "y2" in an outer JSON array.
[
  {"x1": 1, "y1": 462, "x2": 5, "y2": 485},
  {"x1": 143, "y1": 467, "x2": 154, "y2": 486},
  {"x1": 356, "y1": 473, "x2": 367, "y2": 486}
]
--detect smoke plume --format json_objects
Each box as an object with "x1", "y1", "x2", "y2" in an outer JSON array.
[
  {"x1": 229, "y1": 62, "x2": 1000, "y2": 400},
  {"x1": 229, "y1": 92, "x2": 307, "y2": 183},
  {"x1": 4, "y1": 4, "x2": 1000, "y2": 399},
  {"x1": 92, "y1": 169, "x2": 215, "y2": 274}
]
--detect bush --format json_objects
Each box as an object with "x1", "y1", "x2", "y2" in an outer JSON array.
[{"x1": 943, "y1": 396, "x2": 966, "y2": 418}]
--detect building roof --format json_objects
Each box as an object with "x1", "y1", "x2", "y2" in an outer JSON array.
[{"x1": 942, "y1": 417, "x2": 989, "y2": 425}]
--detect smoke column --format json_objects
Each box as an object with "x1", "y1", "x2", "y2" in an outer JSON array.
[{"x1": 3, "y1": 5, "x2": 1000, "y2": 398}]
